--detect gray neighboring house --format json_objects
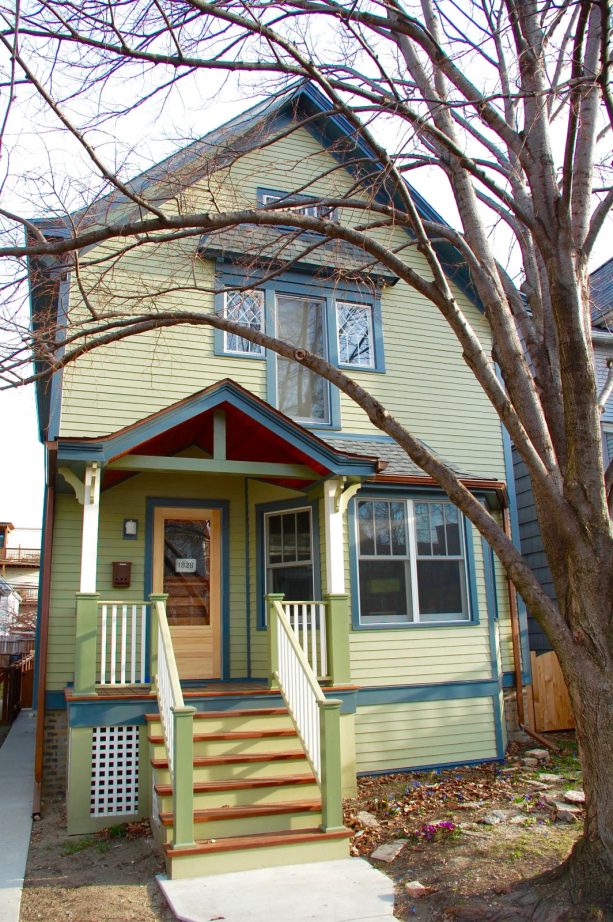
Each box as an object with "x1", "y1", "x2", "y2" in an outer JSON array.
[{"x1": 514, "y1": 257, "x2": 613, "y2": 653}]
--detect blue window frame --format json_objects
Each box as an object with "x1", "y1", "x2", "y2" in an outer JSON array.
[
  {"x1": 256, "y1": 497, "x2": 322, "y2": 628},
  {"x1": 214, "y1": 266, "x2": 385, "y2": 429},
  {"x1": 348, "y1": 490, "x2": 479, "y2": 629}
]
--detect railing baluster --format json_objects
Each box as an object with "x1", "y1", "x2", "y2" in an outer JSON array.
[
  {"x1": 319, "y1": 603, "x2": 327, "y2": 678},
  {"x1": 110, "y1": 605, "x2": 117, "y2": 685},
  {"x1": 130, "y1": 605, "x2": 137, "y2": 683},
  {"x1": 100, "y1": 604, "x2": 107, "y2": 685},
  {"x1": 310, "y1": 605, "x2": 317, "y2": 676},
  {"x1": 140, "y1": 605, "x2": 147, "y2": 683},
  {"x1": 120, "y1": 605, "x2": 127, "y2": 684}
]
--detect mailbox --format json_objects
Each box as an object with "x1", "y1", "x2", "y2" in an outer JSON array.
[{"x1": 112, "y1": 561, "x2": 132, "y2": 588}]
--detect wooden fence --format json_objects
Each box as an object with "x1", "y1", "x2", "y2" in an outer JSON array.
[{"x1": 527, "y1": 651, "x2": 575, "y2": 732}]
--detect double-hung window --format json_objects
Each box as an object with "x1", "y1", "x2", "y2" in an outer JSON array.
[
  {"x1": 275, "y1": 294, "x2": 329, "y2": 424},
  {"x1": 265, "y1": 508, "x2": 314, "y2": 600},
  {"x1": 356, "y1": 498, "x2": 470, "y2": 625}
]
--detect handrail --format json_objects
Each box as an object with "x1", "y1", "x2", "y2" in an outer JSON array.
[
  {"x1": 271, "y1": 599, "x2": 325, "y2": 779},
  {"x1": 150, "y1": 595, "x2": 195, "y2": 849},
  {"x1": 269, "y1": 597, "x2": 344, "y2": 830}
]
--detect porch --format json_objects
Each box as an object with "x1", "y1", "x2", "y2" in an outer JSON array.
[{"x1": 67, "y1": 592, "x2": 356, "y2": 878}]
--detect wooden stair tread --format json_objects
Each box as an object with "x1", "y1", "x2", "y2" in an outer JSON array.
[
  {"x1": 154, "y1": 773, "x2": 316, "y2": 797},
  {"x1": 148, "y1": 728, "x2": 297, "y2": 745},
  {"x1": 152, "y1": 750, "x2": 305, "y2": 770},
  {"x1": 165, "y1": 826, "x2": 352, "y2": 857},
  {"x1": 159, "y1": 799, "x2": 322, "y2": 827},
  {"x1": 145, "y1": 707, "x2": 288, "y2": 724}
]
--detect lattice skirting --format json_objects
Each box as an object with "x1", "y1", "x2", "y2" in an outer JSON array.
[{"x1": 90, "y1": 725, "x2": 140, "y2": 817}]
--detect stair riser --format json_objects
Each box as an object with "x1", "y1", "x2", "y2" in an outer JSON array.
[
  {"x1": 166, "y1": 835, "x2": 350, "y2": 879},
  {"x1": 155, "y1": 781, "x2": 320, "y2": 812},
  {"x1": 149, "y1": 736, "x2": 299, "y2": 760},
  {"x1": 160, "y1": 810, "x2": 322, "y2": 843},
  {"x1": 148, "y1": 714, "x2": 294, "y2": 735},
  {"x1": 153, "y1": 757, "x2": 310, "y2": 784}
]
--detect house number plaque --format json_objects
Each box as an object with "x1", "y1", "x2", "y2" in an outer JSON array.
[{"x1": 175, "y1": 558, "x2": 197, "y2": 573}]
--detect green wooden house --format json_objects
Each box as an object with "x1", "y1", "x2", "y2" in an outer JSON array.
[{"x1": 30, "y1": 82, "x2": 528, "y2": 879}]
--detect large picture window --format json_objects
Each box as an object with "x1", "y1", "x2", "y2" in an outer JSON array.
[
  {"x1": 265, "y1": 508, "x2": 314, "y2": 601},
  {"x1": 356, "y1": 498, "x2": 469, "y2": 625}
]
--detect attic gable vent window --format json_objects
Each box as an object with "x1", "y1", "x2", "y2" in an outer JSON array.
[
  {"x1": 260, "y1": 190, "x2": 336, "y2": 222},
  {"x1": 223, "y1": 290, "x2": 264, "y2": 355}
]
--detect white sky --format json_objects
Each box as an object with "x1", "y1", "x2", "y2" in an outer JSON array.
[{"x1": 0, "y1": 59, "x2": 610, "y2": 529}]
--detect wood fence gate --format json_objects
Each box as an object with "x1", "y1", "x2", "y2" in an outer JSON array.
[{"x1": 527, "y1": 651, "x2": 574, "y2": 732}]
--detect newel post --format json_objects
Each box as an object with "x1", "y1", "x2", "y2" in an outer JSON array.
[
  {"x1": 266, "y1": 593, "x2": 285, "y2": 689},
  {"x1": 74, "y1": 592, "x2": 100, "y2": 695},
  {"x1": 324, "y1": 593, "x2": 351, "y2": 686},
  {"x1": 148, "y1": 593, "x2": 168, "y2": 685},
  {"x1": 319, "y1": 697, "x2": 344, "y2": 831},
  {"x1": 172, "y1": 704, "x2": 196, "y2": 849}
]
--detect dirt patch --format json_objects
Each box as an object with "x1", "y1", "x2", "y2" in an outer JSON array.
[
  {"x1": 20, "y1": 800, "x2": 173, "y2": 922},
  {"x1": 343, "y1": 734, "x2": 605, "y2": 921}
]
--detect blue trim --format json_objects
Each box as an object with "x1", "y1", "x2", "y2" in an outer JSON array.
[
  {"x1": 45, "y1": 691, "x2": 67, "y2": 710},
  {"x1": 348, "y1": 491, "x2": 481, "y2": 630},
  {"x1": 144, "y1": 497, "x2": 231, "y2": 680},
  {"x1": 47, "y1": 275, "x2": 70, "y2": 441},
  {"x1": 482, "y1": 537, "x2": 505, "y2": 759},
  {"x1": 255, "y1": 496, "x2": 322, "y2": 629},
  {"x1": 357, "y1": 679, "x2": 499, "y2": 706},
  {"x1": 502, "y1": 671, "x2": 519, "y2": 688},
  {"x1": 244, "y1": 479, "x2": 252, "y2": 678},
  {"x1": 357, "y1": 756, "x2": 501, "y2": 778},
  {"x1": 32, "y1": 484, "x2": 49, "y2": 705},
  {"x1": 57, "y1": 380, "x2": 377, "y2": 478},
  {"x1": 500, "y1": 421, "x2": 531, "y2": 684}
]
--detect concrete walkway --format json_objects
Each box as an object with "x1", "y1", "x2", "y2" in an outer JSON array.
[
  {"x1": 0, "y1": 709, "x2": 35, "y2": 922},
  {"x1": 158, "y1": 857, "x2": 398, "y2": 922}
]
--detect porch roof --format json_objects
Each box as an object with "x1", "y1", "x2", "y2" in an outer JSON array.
[{"x1": 55, "y1": 379, "x2": 383, "y2": 490}]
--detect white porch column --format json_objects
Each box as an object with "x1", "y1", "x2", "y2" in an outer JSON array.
[
  {"x1": 323, "y1": 479, "x2": 345, "y2": 595},
  {"x1": 79, "y1": 462, "x2": 101, "y2": 593}
]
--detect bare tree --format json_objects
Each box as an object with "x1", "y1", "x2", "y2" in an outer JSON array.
[{"x1": 0, "y1": 0, "x2": 612, "y2": 909}]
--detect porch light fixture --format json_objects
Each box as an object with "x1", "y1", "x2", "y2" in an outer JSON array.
[{"x1": 123, "y1": 518, "x2": 138, "y2": 540}]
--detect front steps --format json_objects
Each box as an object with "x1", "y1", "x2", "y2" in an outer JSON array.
[{"x1": 147, "y1": 707, "x2": 351, "y2": 879}]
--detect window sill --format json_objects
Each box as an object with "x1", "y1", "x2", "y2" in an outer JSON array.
[
  {"x1": 351, "y1": 618, "x2": 479, "y2": 631},
  {"x1": 338, "y1": 362, "x2": 386, "y2": 375},
  {"x1": 213, "y1": 348, "x2": 266, "y2": 361}
]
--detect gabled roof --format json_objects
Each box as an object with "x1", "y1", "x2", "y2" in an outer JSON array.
[{"x1": 56, "y1": 378, "x2": 383, "y2": 489}]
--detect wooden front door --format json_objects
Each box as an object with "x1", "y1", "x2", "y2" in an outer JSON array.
[{"x1": 153, "y1": 506, "x2": 221, "y2": 680}]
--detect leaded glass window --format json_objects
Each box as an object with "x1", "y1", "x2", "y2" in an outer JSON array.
[
  {"x1": 337, "y1": 302, "x2": 374, "y2": 368},
  {"x1": 224, "y1": 290, "x2": 264, "y2": 355}
]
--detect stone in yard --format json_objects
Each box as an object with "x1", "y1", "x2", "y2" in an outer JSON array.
[
  {"x1": 356, "y1": 810, "x2": 381, "y2": 829},
  {"x1": 458, "y1": 800, "x2": 484, "y2": 809},
  {"x1": 371, "y1": 840, "x2": 406, "y2": 862},
  {"x1": 522, "y1": 758, "x2": 539, "y2": 768},
  {"x1": 563, "y1": 790, "x2": 585, "y2": 805},
  {"x1": 554, "y1": 804, "x2": 580, "y2": 824},
  {"x1": 538, "y1": 773, "x2": 564, "y2": 783},
  {"x1": 509, "y1": 815, "x2": 531, "y2": 825},
  {"x1": 523, "y1": 780, "x2": 550, "y2": 790},
  {"x1": 480, "y1": 809, "x2": 519, "y2": 825},
  {"x1": 405, "y1": 881, "x2": 428, "y2": 899},
  {"x1": 525, "y1": 749, "x2": 551, "y2": 762}
]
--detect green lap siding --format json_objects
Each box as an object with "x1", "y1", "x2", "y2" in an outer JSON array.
[
  {"x1": 57, "y1": 126, "x2": 505, "y2": 481},
  {"x1": 355, "y1": 697, "x2": 498, "y2": 774}
]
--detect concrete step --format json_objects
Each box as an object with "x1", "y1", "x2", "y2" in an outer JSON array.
[{"x1": 164, "y1": 827, "x2": 352, "y2": 879}]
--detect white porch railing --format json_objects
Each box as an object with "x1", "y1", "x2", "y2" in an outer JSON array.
[
  {"x1": 282, "y1": 601, "x2": 328, "y2": 680},
  {"x1": 98, "y1": 601, "x2": 149, "y2": 686},
  {"x1": 268, "y1": 597, "x2": 343, "y2": 830},
  {"x1": 274, "y1": 599, "x2": 324, "y2": 780},
  {"x1": 150, "y1": 595, "x2": 195, "y2": 849}
]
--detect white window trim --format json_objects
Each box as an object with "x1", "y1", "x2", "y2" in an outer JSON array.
[
  {"x1": 264, "y1": 506, "x2": 315, "y2": 598},
  {"x1": 223, "y1": 290, "x2": 265, "y2": 356},
  {"x1": 356, "y1": 498, "x2": 470, "y2": 626},
  {"x1": 336, "y1": 301, "x2": 375, "y2": 369}
]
